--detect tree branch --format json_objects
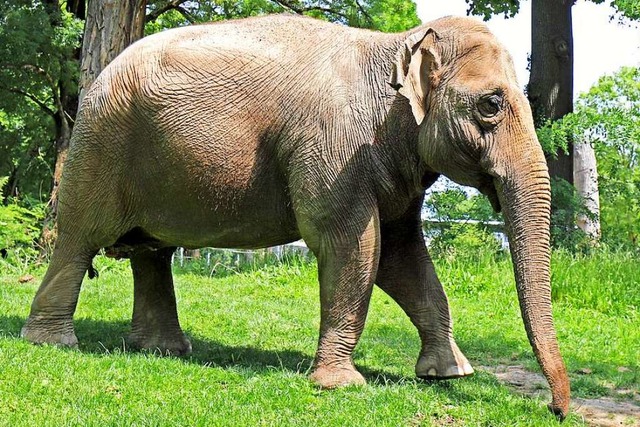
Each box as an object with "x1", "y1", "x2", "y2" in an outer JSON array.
[
  {"x1": 0, "y1": 63, "x2": 48, "y2": 78},
  {"x1": 0, "y1": 62, "x2": 67, "y2": 128},
  {"x1": 273, "y1": 0, "x2": 351, "y2": 20},
  {"x1": 354, "y1": 0, "x2": 373, "y2": 25},
  {"x1": 145, "y1": 0, "x2": 194, "y2": 23},
  {"x1": 0, "y1": 86, "x2": 56, "y2": 118},
  {"x1": 174, "y1": 5, "x2": 197, "y2": 23}
]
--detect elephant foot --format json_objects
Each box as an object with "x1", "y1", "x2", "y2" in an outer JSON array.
[
  {"x1": 128, "y1": 331, "x2": 192, "y2": 356},
  {"x1": 21, "y1": 316, "x2": 78, "y2": 348},
  {"x1": 415, "y1": 339, "x2": 474, "y2": 379},
  {"x1": 309, "y1": 364, "x2": 366, "y2": 389}
]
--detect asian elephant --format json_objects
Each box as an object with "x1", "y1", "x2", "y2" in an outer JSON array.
[{"x1": 21, "y1": 14, "x2": 570, "y2": 417}]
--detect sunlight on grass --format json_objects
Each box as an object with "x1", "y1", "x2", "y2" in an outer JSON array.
[{"x1": 0, "y1": 251, "x2": 637, "y2": 425}]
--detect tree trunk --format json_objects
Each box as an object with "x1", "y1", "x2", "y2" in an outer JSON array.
[
  {"x1": 574, "y1": 140, "x2": 601, "y2": 241},
  {"x1": 78, "y1": 0, "x2": 146, "y2": 105},
  {"x1": 527, "y1": 0, "x2": 574, "y2": 184},
  {"x1": 40, "y1": 0, "x2": 83, "y2": 253},
  {"x1": 42, "y1": 0, "x2": 146, "y2": 253}
]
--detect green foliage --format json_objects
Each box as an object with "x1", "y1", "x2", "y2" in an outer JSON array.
[
  {"x1": 535, "y1": 118, "x2": 571, "y2": 158},
  {"x1": 428, "y1": 222, "x2": 504, "y2": 260},
  {"x1": 425, "y1": 187, "x2": 499, "y2": 222},
  {"x1": 466, "y1": 0, "x2": 640, "y2": 22},
  {"x1": 464, "y1": 0, "x2": 520, "y2": 21},
  {"x1": 574, "y1": 67, "x2": 640, "y2": 250},
  {"x1": 423, "y1": 188, "x2": 504, "y2": 258},
  {"x1": 145, "y1": 0, "x2": 285, "y2": 34},
  {"x1": 549, "y1": 178, "x2": 594, "y2": 251},
  {"x1": 0, "y1": 1, "x2": 83, "y2": 202},
  {"x1": 592, "y1": 0, "x2": 640, "y2": 21},
  {"x1": 361, "y1": 0, "x2": 420, "y2": 32},
  {"x1": 0, "y1": 204, "x2": 41, "y2": 253},
  {"x1": 145, "y1": 0, "x2": 419, "y2": 35},
  {"x1": 540, "y1": 67, "x2": 640, "y2": 251},
  {"x1": 0, "y1": 186, "x2": 45, "y2": 265}
]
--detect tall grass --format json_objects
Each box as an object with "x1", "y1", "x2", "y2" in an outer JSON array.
[{"x1": 551, "y1": 249, "x2": 639, "y2": 315}]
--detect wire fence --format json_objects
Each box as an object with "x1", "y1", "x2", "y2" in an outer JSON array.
[
  {"x1": 171, "y1": 240, "x2": 310, "y2": 267},
  {"x1": 170, "y1": 219, "x2": 507, "y2": 267}
]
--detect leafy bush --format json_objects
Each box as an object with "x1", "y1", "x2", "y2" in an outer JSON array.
[
  {"x1": 0, "y1": 176, "x2": 45, "y2": 270},
  {"x1": 549, "y1": 178, "x2": 594, "y2": 252},
  {"x1": 0, "y1": 201, "x2": 44, "y2": 265},
  {"x1": 423, "y1": 187, "x2": 505, "y2": 259},
  {"x1": 537, "y1": 66, "x2": 640, "y2": 252},
  {"x1": 427, "y1": 222, "x2": 504, "y2": 260}
]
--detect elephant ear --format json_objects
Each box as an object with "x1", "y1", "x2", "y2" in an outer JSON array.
[{"x1": 388, "y1": 28, "x2": 442, "y2": 125}]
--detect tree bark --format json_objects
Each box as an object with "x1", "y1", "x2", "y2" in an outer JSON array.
[
  {"x1": 42, "y1": 0, "x2": 146, "y2": 252},
  {"x1": 574, "y1": 140, "x2": 601, "y2": 241},
  {"x1": 78, "y1": 0, "x2": 146, "y2": 105},
  {"x1": 40, "y1": 0, "x2": 83, "y2": 252},
  {"x1": 527, "y1": 0, "x2": 574, "y2": 184}
]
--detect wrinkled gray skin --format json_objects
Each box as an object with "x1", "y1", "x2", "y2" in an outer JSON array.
[{"x1": 22, "y1": 15, "x2": 570, "y2": 417}]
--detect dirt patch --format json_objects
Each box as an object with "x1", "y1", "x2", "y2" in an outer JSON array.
[
  {"x1": 479, "y1": 365, "x2": 640, "y2": 427},
  {"x1": 408, "y1": 411, "x2": 461, "y2": 427}
]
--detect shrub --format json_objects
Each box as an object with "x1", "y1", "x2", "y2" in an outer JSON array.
[
  {"x1": 0, "y1": 201, "x2": 44, "y2": 264},
  {"x1": 549, "y1": 178, "x2": 595, "y2": 252},
  {"x1": 423, "y1": 187, "x2": 505, "y2": 259},
  {"x1": 537, "y1": 66, "x2": 640, "y2": 252},
  {"x1": 427, "y1": 222, "x2": 504, "y2": 260}
]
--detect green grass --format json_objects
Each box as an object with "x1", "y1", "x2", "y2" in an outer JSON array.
[{"x1": 0, "y1": 251, "x2": 637, "y2": 426}]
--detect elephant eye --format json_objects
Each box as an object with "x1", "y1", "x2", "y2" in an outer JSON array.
[{"x1": 477, "y1": 94, "x2": 503, "y2": 118}]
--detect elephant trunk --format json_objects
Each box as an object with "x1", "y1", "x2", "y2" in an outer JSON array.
[{"x1": 494, "y1": 151, "x2": 570, "y2": 419}]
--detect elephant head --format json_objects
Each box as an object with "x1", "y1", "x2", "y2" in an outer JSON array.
[{"x1": 390, "y1": 17, "x2": 570, "y2": 418}]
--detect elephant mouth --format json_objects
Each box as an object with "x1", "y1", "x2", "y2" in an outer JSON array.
[{"x1": 479, "y1": 179, "x2": 501, "y2": 213}]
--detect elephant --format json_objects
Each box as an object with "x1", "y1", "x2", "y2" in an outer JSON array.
[{"x1": 21, "y1": 14, "x2": 570, "y2": 418}]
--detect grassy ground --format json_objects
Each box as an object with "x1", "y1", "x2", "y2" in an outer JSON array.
[{"x1": 0, "y1": 251, "x2": 637, "y2": 426}]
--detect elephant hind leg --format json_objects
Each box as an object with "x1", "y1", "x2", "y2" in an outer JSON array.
[
  {"x1": 376, "y1": 215, "x2": 473, "y2": 380},
  {"x1": 128, "y1": 247, "x2": 191, "y2": 356},
  {"x1": 22, "y1": 234, "x2": 98, "y2": 347}
]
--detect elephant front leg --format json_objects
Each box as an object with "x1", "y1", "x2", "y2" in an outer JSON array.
[
  {"x1": 128, "y1": 247, "x2": 192, "y2": 355},
  {"x1": 307, "y1": 214, "x2": 380, "y2": 389},
  {"x1": 376, "y1": 220, "x2": 473, "y2": 379}
]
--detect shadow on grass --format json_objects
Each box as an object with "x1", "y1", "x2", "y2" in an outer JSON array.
[
  {"x1": 2, "y1": 313, "x2": 635, "y2": 400},
  {"x1": 0, "y1": 314, "x2": 406, "y2": 384}
]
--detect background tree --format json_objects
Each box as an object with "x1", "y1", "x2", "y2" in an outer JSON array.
[
  {"x1": 144, "y1": 0, "x2": 419, "y2": 32},
  {"x1": 464, "y1": 0, "x2": 639, "y2": 242},
  {"x1": 78, "y1": 1, "x2": 146, "y2": 105},
  {"x1": 40, "y1": 0, "x2": 146, "y2": 248},
  {"x1": 0, "y1": 0, "x2": 420, "y2": 254},
  {"x1": 0, "y1": 0, "x2": 83, "y2": 204},
  {"x1": 527, "y1": 0, "x2": 574, "y2": 183},
  {"x1": 560, "y1": 67, "x2": 640, "y2": 250}
]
